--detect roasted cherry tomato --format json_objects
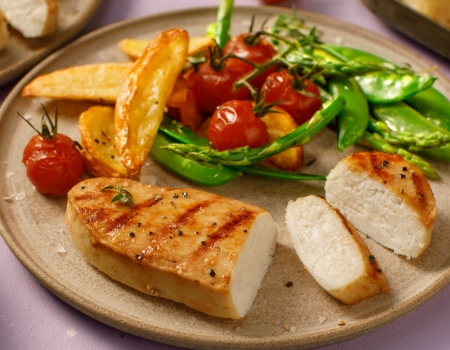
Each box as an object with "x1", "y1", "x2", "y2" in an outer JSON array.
[
  {"x1": 208, "y1": 100, "x2": 269, "y2": 151},
  {"x1": 223, "y1": 33, "x2": 278, "y2": 88},
  {"x1": 192, "y1": 58, "x2": 251, "y2": 114},
  {"x1": 261, "y1": 70, "x2": 322, "y2": 125},
  {"x1": 20, "y1": 106, "x2": 84, "y2": 196}
]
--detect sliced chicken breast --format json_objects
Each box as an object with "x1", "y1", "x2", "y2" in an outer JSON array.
[
  {"x1": 285, "y1": 195, "x2": 389, "y2": 305},
  {"x1": 65, "y1": 177, "x2": 278, "y2": 319},
  {"x1": 325, "y1": 152, "x2": 436, "y2": 258}
]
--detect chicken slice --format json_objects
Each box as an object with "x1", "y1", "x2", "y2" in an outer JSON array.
[
  {"x1": 285, "y1": 195, "x2": 389, "y2": 305},
  {"x1": 325, "y1": 152, "x2": 436, "y2": 258}
]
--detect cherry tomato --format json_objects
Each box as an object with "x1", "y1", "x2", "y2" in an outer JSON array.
[
  {"x1": 223, "y1": 33, "x2": 278, "y2": 88},
  {"x1": 261, "y1": 70, "x2": 322, "y2": 125},
  {"x1": 192, "y1": 58, "x2": 251, "y2": 114},
  {"x1": 208, "y1": 100, "x2": 269, "y2": 151},
  {"x1": 20, "y1": 107, "x2": 84, "y2": 196}
]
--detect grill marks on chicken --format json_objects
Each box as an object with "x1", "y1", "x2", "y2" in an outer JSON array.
[
  {"x1": 326, "y1": 152, "x2": 436, "y2": 258},
  {"x1": 65, "y1": 178, "x2": 278, "y2": 318}
]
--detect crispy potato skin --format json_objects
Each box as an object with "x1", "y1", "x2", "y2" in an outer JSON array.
[
  {"x1": 119, "y1": 36, "x2": 214, "y2": 60},
  {"x1": 115, "y1": 28, "x2": 189, "y2": 179},
  {"x1": 78, "y1": 106, "x2": 128, "y2": 178}
]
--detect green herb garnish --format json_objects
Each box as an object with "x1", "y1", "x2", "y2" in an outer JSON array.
[{"x1": 101, "y1": 180, "x2": 134, "y2": 208}]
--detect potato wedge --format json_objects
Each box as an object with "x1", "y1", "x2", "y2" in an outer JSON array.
[
  {"x1": 119, "y1": 36, "x2": 213, "y2": 61},
  {"x1": 21, "y1": 62, "x2": 134, "y2": 103},
  {"x1": 115, "y1": 27, "x2": 189, "y2": 179},
  {"x1": 79, "y1": 106, "x2": 128, "y2": 178},
  {"x1": 261, "y1": 108, "x2": 303, "y2": 171}
]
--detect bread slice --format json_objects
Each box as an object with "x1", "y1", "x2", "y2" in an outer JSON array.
[
  {"x1": 285, "y1": 195, "x2": 389, "y2": 305},
  {"x1": 0, "y1": 11, "x2": 8, "y2": 50},
  {"x1": 0, "y1": 0, "x2": 59, "y2": 38},
  {"x1": 325, "y1": 152, "x2": 436, "y2": 258},
  {"x1": 65, "y1": 178, "x2": 278, "y2": 319}
]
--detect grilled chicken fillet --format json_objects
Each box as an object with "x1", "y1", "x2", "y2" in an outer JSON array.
[
  {"x1": 286, "y1": 195, "x2": 389, "y2": 304},
  {"x1": 65, "y1": 178, "x2": 278, "y2": 319},
  {"x1": 325, "y1": 152, "x2": 436, "y2": 258}
]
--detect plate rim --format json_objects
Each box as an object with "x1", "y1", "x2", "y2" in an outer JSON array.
[{"x1": 1, "y1": 5, "x2": 450, "y2": 349}]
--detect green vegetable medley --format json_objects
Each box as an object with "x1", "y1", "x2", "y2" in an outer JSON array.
[{"x1": 150, "y1": 0, "x2": 450, "y2": 185}]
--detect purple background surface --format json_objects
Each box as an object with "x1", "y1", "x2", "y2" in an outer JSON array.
[{"x1": 1, "y1": 1, "x2": 450, "y2": 349}]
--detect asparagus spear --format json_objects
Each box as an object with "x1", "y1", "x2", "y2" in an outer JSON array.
[{"x1": 161, "y1": 95, "x2": 345, "y2": 167}]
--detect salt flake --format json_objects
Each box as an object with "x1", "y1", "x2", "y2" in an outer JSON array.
[
  {"x1": 56, "y1": 244, "x2": 66, "y2": 253},
  {"x1": 15, "y1": 192, "x2": 26, "y2": 201},
  {"x1": 319, "y1": 316, "x2": 327, "y2": 324},
  {"x1": 6, "y1": 172, "x2": 14, "y2": 179}
]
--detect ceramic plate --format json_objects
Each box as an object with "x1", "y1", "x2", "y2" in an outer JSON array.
[
  {"x1": 0, "y1": 0, "x2": 103, "y2": 86},
  {"x1": 1, "y1": 6, "x2": 450, "y2": 350}
]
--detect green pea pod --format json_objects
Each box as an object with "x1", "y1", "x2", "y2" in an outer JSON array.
[
  {"x1": 356, "y1": 73, "x2": 435, "y2": 104},
  {"x1": 215, "y1": 0, "x2": 233, "y2": 48},
  {"x1": 371, "y1": 102, "x2": 450, "y2": 153},
  {"x1": 159, "y1": 114, "x2": 328, "y2": 181},
  {"x1": 324, "y1": 45, "x2": 436, "y2": 104},
  {"x1": 329, "y1": 77, "x2": 369, "y2": 151},
  {"x1": 405, "y1": 88, "x2": 450, "y2": 131},
  {"x1": 371, "y1": 101, "x2": 450, "y2": 136},
  {"x1": 150, "y1": 131, "x2": 241, "y2": 186},
  {"x1": 418, "y1": 144, "x2": 450, "y2": 162}
]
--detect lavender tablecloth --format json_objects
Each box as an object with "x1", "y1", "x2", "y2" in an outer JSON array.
[{"x1": 1, "y1": 1, "x2": 449, "y2": 349}]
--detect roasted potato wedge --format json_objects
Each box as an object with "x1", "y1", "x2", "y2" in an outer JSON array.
[
  {"x1": 79, "y1": 105, "x2": 128, "y2": 178},
  {"x1": 115, "y1": 27, "x2": 189, "y2": 179},
  {"x1": 261, "y1": 108, "x2": 303, "y2": 171},
  {"x1": 119, "y1": 36, "x2": 213, "y2": 61},
  {"x1": 21, "y1": 62, "x2": 134, "y2": 103}
]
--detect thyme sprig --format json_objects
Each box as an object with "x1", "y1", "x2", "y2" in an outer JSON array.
[{"x1": 101, "y1": 180, "x2": 134, "y2": 208}]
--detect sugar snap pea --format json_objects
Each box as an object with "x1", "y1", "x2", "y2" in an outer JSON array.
[
  {"x1": 329, "y1": 76, "x2": 369, "y2": 151},
  {"x1": 323, "y1": 45, "x2": 436, "y2": 104},
  {"x1": 418, "y1": 145, "x2": 450, "y2": 162},
  {"x1": 405, "y1": 87, "x2": 450, "y2": 131},
  {"x1": 371, "y1": 102, "x2": 450, "y2": 148},
  {"x1": 150, "y1": 131, "x2": 241, "y2": 186}
]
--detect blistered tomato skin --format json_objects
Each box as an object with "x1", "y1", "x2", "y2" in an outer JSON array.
[
  {"x1": 192, "y1": 59, "x2": 251, "y2": 114},
  {"x1": 208, "y1": 100, "x2": 269, "y2": 151},
  {"x1": 22, "y1": 134, "x2": 84, "y2": 196},
  {"x1": 223, "y1": 34, "x2": 278, "y2": 88},
  {"x1": 261, "y1": 70, "x2": 322, "y2": 125}
]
